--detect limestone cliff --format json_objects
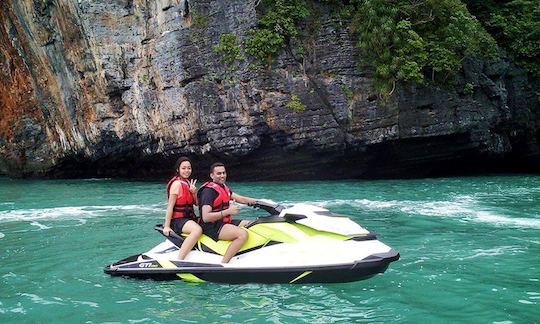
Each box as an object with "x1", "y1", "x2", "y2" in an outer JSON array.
[{"x1": 0, "y1": 0, "x2": 539, "y2": 180}]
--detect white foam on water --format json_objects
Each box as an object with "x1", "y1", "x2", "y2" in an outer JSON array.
[
  {"x1": 400, "y1": 201, "x2": 472, "y2": 217},
  {"x1": 470, "y1": 211, "x2": 540, "y2": 229},
  {"x1": 77, "y1": 278, "x2": 93, "y2": 284},
  {"x1": 518, "y1": 299, "x2": 535, "y2": 305},
  {"x1": 72, "y1": 300, "x2": 99, "y2": 308},
  {"x1": 0, "y1": 232, "x2": 4, "y2": 239},
  {"x1": 526, "y1": 292, "x2": 540, "y2": 295},
  {"x1": 458, "y1": 246, "x2": 525, "y2": 260},
  {"x1": 30, "y1": 222, "x2": 50, "y2": 230},
  {"x1": 116, "y1": 297, "x2": 139, "y2": 304},
  {"x1": 0, "y1": 204, "x2": 162, "y2": 223},
  {"x1": 0, "y1": 300, "x2": 26, "y2": 315},
  {"x1": 129, "y1": 319, "x2": 153, "y2": 323},
  {"x1": 18, "y1": 293, "x2": 64, "y2": 305},
  {"x1": 299, "y1": 199, "x2": 401, "y2": 210},
  {"x1": 82, "y1": 178, "x2": 112, "y2": 181},
  {"x1": 9, "y1": 303, "x2": 25, "y2": 314},
  {"x1": 3, "y1": 272, "x2": 16, "y2": 279},
  {"x1": 294, "y1": 195, "x2": 540, "y2": 229}
]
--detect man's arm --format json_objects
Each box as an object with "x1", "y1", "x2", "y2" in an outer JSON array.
[
  {"x1": 199, "y1": 188, "x2": 240, "y2": 222},
  {"x1": 201, "y1": 204, "x2": 240, "y2": 222},
  {"x1": 231, "y1": 192, "x2": 257, "y2": 205}
]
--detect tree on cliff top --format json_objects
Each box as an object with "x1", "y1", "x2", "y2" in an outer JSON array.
[
  {"x1": 349, "y1": 0, "x2": 497, "y2": 94},
  {"x1": 465, "y1": 0, "x2": 540, "y2": 76}
]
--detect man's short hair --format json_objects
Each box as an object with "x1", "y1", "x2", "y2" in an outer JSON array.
[{"x1": 210, "y1": 162, "x2": 225, "y2": 174}]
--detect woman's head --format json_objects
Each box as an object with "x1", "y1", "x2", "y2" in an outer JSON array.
[{"x1": 174, "y1": 156, "x2": 192, "y2": 179}]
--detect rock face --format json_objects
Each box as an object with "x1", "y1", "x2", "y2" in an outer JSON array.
[{"x1": 0, "y1": 0, "x2": 539, "y2": 180}]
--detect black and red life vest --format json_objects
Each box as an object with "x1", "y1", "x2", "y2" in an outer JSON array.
[
  {"x1": 166, "y1": 177, "x2": 196, "y2": 219},
  {"x1": 199, "y1": 181, "x2": 232, "y2": 223}
]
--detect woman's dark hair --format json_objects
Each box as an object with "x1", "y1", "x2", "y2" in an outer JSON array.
[{"x1": 174, "y1": 156, "x2": 192, "y2": 176}]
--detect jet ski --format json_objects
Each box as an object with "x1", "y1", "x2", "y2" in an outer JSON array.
[{"x1": 104, "y1": 201, "x2": 399, "y2": 284}]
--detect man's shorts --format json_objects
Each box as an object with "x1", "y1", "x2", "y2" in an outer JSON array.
[{"x1": 201, "y1": 219, "x2": 242, "y2": 241}]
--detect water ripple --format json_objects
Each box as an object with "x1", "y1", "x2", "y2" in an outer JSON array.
[
  {"x1": 457, "y1": 246, "x2": 525, "y2": 260},
  {"x1": 72, "y1": 300, "x2": 99, "y2": 308},
  {"x1": 0, "y1": 204, "x2": 163, "y2": 223},
  {"x1": 293, "y1": 198, "x2": 540, "y2": 229},
  {"x1": 18, "y1": 293, "x2": 64, "y2": 305}
]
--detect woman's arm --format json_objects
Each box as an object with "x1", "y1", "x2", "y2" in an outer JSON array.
[{"x1": 163, "y1": 181, "x2": 181, "y2": 235}]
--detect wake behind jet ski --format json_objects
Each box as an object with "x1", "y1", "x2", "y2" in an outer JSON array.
[{"x1": 104, "y1": 201, "x2": 399, "y2": 284}]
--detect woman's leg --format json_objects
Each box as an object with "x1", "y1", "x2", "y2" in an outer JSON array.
[
  {"x1": 177, "y1": 220, "x2": 203, "y2": 260},
  {"x1": 218, "y1": 224, "x2": 248, "y2": 263}
]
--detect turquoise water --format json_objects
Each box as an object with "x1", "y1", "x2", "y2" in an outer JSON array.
[{"x1": 1, "y1": 176, "x2": 539, "y2": 323}]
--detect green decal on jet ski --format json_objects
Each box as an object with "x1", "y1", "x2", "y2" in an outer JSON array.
[
  {"x1": 249, "y1": 222, "x2": 348, "y2": 243},
  {"x1": 157, "y1": 259, "x2": 178, "y2": 269},
  {"x1": 290, "y1": 271, "x2": 313, "y2": 283},
  {"x1": 199, "y1": 228, "x2": 269, "y2": 255},
  {"x1": 178, "y1": 273, "x2": 205, "y2": 283}
]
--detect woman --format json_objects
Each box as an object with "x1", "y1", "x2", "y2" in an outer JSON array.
[{"x1": 163, "y1": 156, "x2": 202, "y2": 260}]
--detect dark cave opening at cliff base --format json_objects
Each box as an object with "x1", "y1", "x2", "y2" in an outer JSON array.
[
  {"x1": 47, "y1": 155, "x2": 539, "y2": 182},
  {"x1": 359, "y1": 134, "x2": 540, "y2": 179},
  {"x1": 43, "y1": 138, "x2": 540, "y2": 181}
]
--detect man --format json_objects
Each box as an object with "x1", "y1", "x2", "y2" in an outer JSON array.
[{"x1": 198, "y1": 162, "x2": 258, "y2": 263}]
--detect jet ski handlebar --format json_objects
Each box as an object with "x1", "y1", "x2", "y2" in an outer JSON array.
[
  {"x1": 154, "y1": 224, "x2": 183, "y2": 240},
  {"x1": 247, "y1": 200, "x2": 284, "y2": 215}
]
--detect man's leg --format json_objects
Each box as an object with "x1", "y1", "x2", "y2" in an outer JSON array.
[
  {"x1": 238, "y1": 219, "x2": 251, "y2": 227},
  {"x1": 218, "y1": 224, "x2": 248, "y2": 263}
]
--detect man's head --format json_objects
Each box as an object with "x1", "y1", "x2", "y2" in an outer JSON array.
[{"x1": 210, "y1": 162, "x2": 226, "y2": 184}]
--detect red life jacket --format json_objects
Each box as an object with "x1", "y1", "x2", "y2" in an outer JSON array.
[
  {"x1": 199, "y1": 181, "x2": 232, "y2": 223},
  {"x1": 166, "y1": 177, "x2": 196, "y2": 219}
]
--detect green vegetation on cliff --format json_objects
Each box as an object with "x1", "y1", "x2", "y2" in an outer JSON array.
[
  {"x1": 214, "y1": 0, "x2": 536, "y2": 93},
  {"x1": 286, "y1": 94, "x2": 307, "y2": 112},
  {"x1": 346, "y1": 0, "x2": 498, "y2": 94},
  {"x1": 213, "y1": 33, "x2": 244, "y2": 68},
  {"x1": 465, "y1": 0, "x2": 540, "y2": 76},
  {"x1": 245, "y1": 0, "x2": 309, "y2": 65}
]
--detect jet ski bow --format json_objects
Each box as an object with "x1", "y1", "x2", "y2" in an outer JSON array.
[{"x1": 104, "y1": 201, "x2": 399, "y2": 284}]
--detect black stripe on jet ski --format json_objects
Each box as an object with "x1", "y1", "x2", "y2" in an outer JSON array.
[
  {"x1": 195, "y1": 263, "x2": 388, "y2": 284},
  {"x1": 109, "y1": 254, "x2": 141, "y2": 266},
  {"x1": 348, "y1": 233, "x2": 378, "y2": 241},
  {"x1": 155, "y1": 247, "x2": 179, "y2": 254},
  {"x1": 283, "y1": 213, "x2": 307, "y2": 221},
  {"x1": 245, "y1": 215, "x2": 288, "y2": 228}
]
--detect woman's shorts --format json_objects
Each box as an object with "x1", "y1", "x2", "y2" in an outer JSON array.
[{"x1": 171, "y1": 217, "x2": 197, "y2": 235}]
